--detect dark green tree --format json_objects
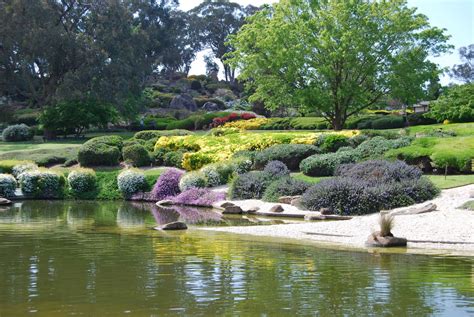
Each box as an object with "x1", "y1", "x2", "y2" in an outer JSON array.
[{"x1": 450, "y1": 44, "x2": 474, "y2": 83}]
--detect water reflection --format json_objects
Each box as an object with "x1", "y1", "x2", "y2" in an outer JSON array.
[{"x1": 0, "y1": 201, "x2": 472, "y2": 316}]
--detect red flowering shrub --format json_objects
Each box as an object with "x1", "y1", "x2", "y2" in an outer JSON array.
[{"x1": 211, "y1": 112, "x2": 257, "y2": 127}]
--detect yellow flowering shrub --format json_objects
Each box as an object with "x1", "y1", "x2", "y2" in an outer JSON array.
[{"x1": 223, "y1": 118, "x2": 269, "y2": 130}]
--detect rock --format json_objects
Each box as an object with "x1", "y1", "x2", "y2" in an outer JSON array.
[
  {"x1": 169, "y1": 94, "x2": 197, "y2": 111},
  {"x1": 390, "y1": 203, "x2": 437, "y2": 216},
  {"x1": 223, "y1": 206, "x2": 243, "y2": 215},
  {"x1": 304, "y1": 213, "x2": 352, "y2": 221},
  {"x1": 220, "y1": 202, "x2": 236, "y2": 208},
  {"x1": 278, "y1": 195, "x2": 301, "y2": 204},
  {"x1": 269, "y1": 204, "x2": 284, "y2": 213},
  {"x1": 245, "y1": 207, "x2": 260, "y2": 214},
  {"x1": 160, "y1": 221, "x2": 188, "y2": 230},
  {"x1": 366, "y1": 231, "x2": 407, "y2": 248},
  {"x1": 290, "y1": 197, "x2": 302, "y2": 208},
  {"x1": 156, "y1": 199, "x2": 174, "y2": 206},
  {"x1": 469, "y1": 190, "x2": 474, "y2": 198},
  {"x1": 0, "y1": 198, "x2": 12, "y2": 205},
  {"x1": 202, "y1": 102, "x2": 220, "y2": 112},
  {"x1": 319, "y1": 207, "x2": 333, "y2": 215}
]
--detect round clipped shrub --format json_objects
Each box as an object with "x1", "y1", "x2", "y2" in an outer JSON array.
[
  {"x1": 122, "y1": 144, "x2": 150, "y2": 167},
  {"x1": 201, "y1": 165, "x2": 222, "y2": 187},
  {"x1": 355, "y1": 136, "x2": 411, "y2": 160},
  {"x1": 229, "y1": 171, "x2": 273, "y2": 199},
  {"x1": 151, "y1": 168, "x2": 184, "y2": 200},
  {"x1": 0, "y1": 174, "x2": 17, "y2": 198},
  {"x1": 179, "y1": 171, "x2": 208, "y2": 191},
  {"x1": 300, "y1": 151, "x2": 358, "y2": 176},
  {"x1": 371, "y1": 115, "x2": 405, "y2": 129},
  {"x1": 335, "y1": 160, "x2": 422, "y2": 183},
  {"x1": 78, "y1": 135, "x2": 123, "y2": 167},
  {"x1": 263, "y1": 160, "x2": 290, "y2": 177},
  {"x1": 232, "y1": 158, "x2": 253, "y2": 175},
  {"x1": 12, "y1": 163, "x2": 38, "y2": 179},
  {"x1": 134, "y1": 129, "x2": 193, "y2": 140},
  {"x1": 117, "y1": 169, "x2": 147, "y2": 198},
  {"x1": 19, "y1": 170, "x2": 66, "y2": 198},
  {"x1": 316, "y1": 134, "x2": 350, "y2": 152},
  {"x1": 2, "y1": 124, "x2": 33, "y2": 142},
  {"x1": 172, "y1": 188, "x2": 226, "y2": 207},
  {"x1": 262, "y1": 177, "x2": 310, "y2": 202},
  {"x1": 163, "y1": 151, "x2": 184, "y2": 168},
  {"x1": 254, "y1": 144, "x2": 320, "y2": 170},
  {"x1": 67, "y1": 168, "x2": 97, "y2": 197},
  {"x1": 182, "y1": 152, "x2": 214, "y2": 171}
]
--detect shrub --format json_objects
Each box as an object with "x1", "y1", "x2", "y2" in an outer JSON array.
[
  {"x1": 254, "y1": 144, "x2": 320, "y2": 170},
  {"x1": 355, "y1": 136, "x2": 411, "y2": 160},
  {"x1": 12, "y1": 163, "x2": 38, "y2": 179},
  {"x1": 179, "y1": 171, "x2": 207, "y2": 191},
  {"x1": 229, "y1": 171, "x2": 272, "y2": 199},
  {"x1": 201, "y1": 165, "x2": 222, "y2": 187},
  {"x1": 166, "y1": 118, "x2": 195, "y2": 130},
  {"x1": 231, "y1": 158, "x2": 253, "y2": 174},
  {"x1": 335, "y1": 160, "x2": 422, "y2": 184},
  {"x1": 151, "y1": 168, "x2": 184, "y2": 200},
  {"x1": 0, "y1": 174, "x2": 17, "y2": 198},
  {"x1": 0, "y1": 160, "x2": 33, "y2": 174},
  {"x1": 122, "y1": 144, "x2": 150, "y2": 167},
  {"x1": 134, "y1": 129, "x2": 192, "y2": 140},
  {"x1": 2, "y1": 124, "x2": 33, "y2": 142},
  {"x1": 78, "y1": 135, "x2": 123, "y2": 167},
  {"x1": 371, "y1": 115, "x2": 405, "y2": 129},
  {"x1": 151, "y1": 148, "x2": 168, "y2": 165},
  {"x1": 190, "y1": 80, "x2": 202, "y2": 90},
  {"x1": 163, "y1": 151, "x2": 184, "y2": 168},
  {"x1": 172, "y1": 188, "x2": 226, "y2": 207},
  {"x1": 427, "y1": 83, "x2": 474, "y2": 123},
  {"x1": 300, "y1": 151, "x2": 358, "y2": 176},
  {"x1": 263, "y1": 160, "x2": 290, "y2": 177},
  {"x1": 182, "y1": 152, "x2": 215, "y2": 171},
  {"x1": 407, "y1": 113, "x2": 437, "y2": 126},
  {"x1": 262, "y1": 177, "x2": 310, "y2": 202},
  {"x1": 19, "y1": 170, "x2": 66, "y2": 198},
  {"x1": 316, "y1": 134, "x2": 350, "y2": 153},
  {"x1": 117, "y1": 169, "x2": 147, "y2": 198},
  {"x1": 67, "y1": 168, "x2": 97, "y2": 198}
]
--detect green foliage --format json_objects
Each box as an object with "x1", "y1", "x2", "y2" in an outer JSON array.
[
  {"x1": 371, "y1": 116, "x2": 405, "y2": 129},
  {"x1": 117, "y1": 169, "x2": 147, "y2": 199},
  {"x1": 317, "y1": 134, "x2": 350, "y2": 153},
  {"x1": 134, "y1": 129, "x2": 193, "y2": 140},
  {"x1": 300, "y1": 151, "x2": 358, "y2": 177},
  {"x1": 427, "y1": 83, "x2": 474, "y2": 123},
  {"x1": 0, "y1": 174, "x2": 17, "y2": 198},
  {"x1": 229, "y1": 171, "x2": 273, "y2": 200},
  {"x1": 40, "y1": 100, "x2": 118, "y2": 137},
  {"x1": 0, "y1": 160, "x2": 33, "y2": 174},
  {"x1": 67, "y1": 168, "x2": 98, "y2": 199},
  {"x1": 122, "y1": 144, "x2": 150, "y2": 167},
  {"x1": 179, "y1": 171, "x2": 208, "y2": 191},
  {"x1": 0, "y1": 147, "x2": 79, "y2": 167},
  {"x1": 254, "y1": 144, "x2": 320, "y2": 170},
  {"x1": 227, "y1": 0, "x2": 450, "y2": 129},
  {"x1": 163, "y1": 151, "x2": 184, "y2": 168},
  {"x1": 2, "y1": 124, "x2": 33, "y2": 142},
  {"x1": 19, "y1": 169, "x2": 66, "y2": 199},
  {"x1": 262, "y1": 177, "x2": 310, "y2": 202},
  {"x1": 77, "y1": 136, "x2": 123, "y2": 167}
]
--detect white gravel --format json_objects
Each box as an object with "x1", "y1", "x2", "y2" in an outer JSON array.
[{"x1": 204, "y1": 185, "x2": 474, "y2": 256}]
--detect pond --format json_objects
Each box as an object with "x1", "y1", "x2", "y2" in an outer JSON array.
[{"x1": 0, "y1": 201, "x2": 472, "y2": 316}]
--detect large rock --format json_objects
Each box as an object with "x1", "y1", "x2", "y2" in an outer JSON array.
[
  {"x1": 0, "y1": 198, "x2": 12, "y2": 205},
  {"x1": 202, "y1": 102, "x2": 220, "y2": 112},
  {"x1": 245, "y1": 206, "x2": 260, "y2": 214},
  {"x1": 160, "y1": 221, "x2": 188, "y2": 230},
  {"x1": 269, "y1": 204, "x2": 284, "y2": 213},
  {"x1": 365, "y1": 231, "x2": 407, "y2": 248},
  {"x1": 223, "y1": 206, "x2": 243, "y2": 215},
  {"x1": 304, "y1": 213, "x2": 352, "y2": 221},
  {"x1": 290, "y1": 197, "x2": 302, "y2": 208},
  {"x1": 278, "y1": 195, "x2": 301, "y2": 204},
  {"x1": 169, "y1": 94, "x2": 197, "y2": 111},
  {"x1": 390, "y1": 203, "x2": 437, "y2": 216},
  {"x1": 319, "y1": 208, "x2": 333, "y2": 215}
]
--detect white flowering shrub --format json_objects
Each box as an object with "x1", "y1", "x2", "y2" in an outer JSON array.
[
  {"x1": 179, "y1": 171, "x2": 207, "y2": 192},
  {"x1": 19, "y1": 170, "x2": 66, "y2": 198},
  {"x1": 117, "y1": 169, "x2": 147, "y2": 198},
  {"x1": 201, "y1": 165, "x2": 221, "y2": 187},
  {"x1": 0, "y1": 174, "x2": 17, "y2": 198},
  {"x1": 12, "y1": 163, "x2": 38, "y2": 179},
  {"x1": 233, "y1": 158, "x2": 253, "y2": 175},
  {"x1": 2, "y1": 124, "x2": 33, "y2": 142},
  {"x1": 68, "y1": 168, "x2": 97, "y2": 197}
]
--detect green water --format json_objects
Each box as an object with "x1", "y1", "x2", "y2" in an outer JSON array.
[{"x1": 0, "y1": 201, "x2": 472, "y2": 316}]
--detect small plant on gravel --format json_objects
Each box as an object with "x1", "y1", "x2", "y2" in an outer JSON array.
[{"x1": 379, "y1": 214, "x2": 394, "y2": 236}]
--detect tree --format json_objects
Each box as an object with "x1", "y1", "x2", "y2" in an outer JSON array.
[
  {"x1": 190, "y1": 0, "x2": 258, "y2": 83},
  {"x1": 427, "y1": 83, "x2": 474, "y2": 123},
  {"x1": 227, "y1": 0, "x2": 451, "y2": 130},
  {"x1": 39, "y1": 100, "x2": 118, "y2": 138},
  {"x1": 450, "y1": 44, "x2": 474, "y2": 83}
]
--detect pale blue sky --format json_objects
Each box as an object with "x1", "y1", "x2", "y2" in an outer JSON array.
[{"x1": 182, "y1": 0, "x2": 473, "y2": 84}]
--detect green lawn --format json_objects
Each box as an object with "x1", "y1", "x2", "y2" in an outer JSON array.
[
  {"x1": 403, "y1": 122, "x2": 474, "y2": 136},
  {"x1": 291, "y1": 173, "x2": 330, "y2": 184},
  {"x1": 426, "y1": 174, "x2": 474, "y2": 189}
]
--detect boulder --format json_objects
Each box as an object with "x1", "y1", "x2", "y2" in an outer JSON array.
[
  {"x1": 160, "y1": 221, "x2": 188, "y2": 230},
  {"x1": 390, "y1": 203, "x2": 437, "y2": 216},
  {"x1": 304, "y1": 213, "x2": 352, "y2": 221},
  {"x1": 245, "y1": 207, "x2": 260, "y2": 214},
  {"x1": 290, "y1": 197, "x2": 302, "y2": 208},
  {"x1": 202, "y1": 102, "x2": 220, "y2": 112},
  {"x1": 278, "y1": 195, "x2": 301, "y2": 204},
  {"x1": 365, "y1": 231, "x2": 407, "y2": 247},
  {"x1": 223, "y1": 206, "x2": 243, "y2": 215},
  {"x1": 169, "y1": 94, "x2": 197, "y2": 111},
  {"x1": 319, "y1": 207, "x2": 333, "y2": 215},
  {"x1": 0, "y1": 198, "x2": 12, "y2": 205},
  {"x1": 269, "y1": 204, "x2": 284, "y2": 213},
  {"x1": 156, "y1": 199, "x2": 174, "y2": 206}
]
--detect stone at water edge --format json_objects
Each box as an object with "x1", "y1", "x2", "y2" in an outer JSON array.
[
  {"x1": 160, "y1": 222, "x2": 188, "y2": 230},
  {"x1": 269, "y1": 205, "x2": 284, "y2": 213},
  {"x1": 304, "y1": 213, "x2": 352, "y2": 221},
  {"x1": 223, "y1": 206, "x2": 243, "y2": 215},
  {"x1": 319, "y1": 208, "x2": 333, "y2": 215},
  {"x1": 156, "y1": 199, "x2": 174, "y2": 206},
  {"x1": 365, "y1": 231, "x2": 407, "y2": 248},
  {"x1": 278, "y1": 195, "x2": 302, "y2": 204},
  {"x1": 0, "y1": 198, "x2": 12, "y2": 205},
  {"x1": 245, "y1": 207, "x2": 260, "y2": 214},
  {"x1": 220, "y1": 202, "x2": 236, "y2": 209},
  {"x1": 290, "y1": 198, "x2": 302, "y2": 208},
  {"x1": 389, "y1": 203, "x2": 437, "y2": 216}
]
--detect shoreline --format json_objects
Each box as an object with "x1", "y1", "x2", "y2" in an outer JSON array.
[{"x1": 203, "y1": 184, "x2": 474, "y2": 257}]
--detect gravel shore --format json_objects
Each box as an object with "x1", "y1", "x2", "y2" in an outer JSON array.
[{"x1": 205, "y1": 185, "x2": 474, "y2": 256}]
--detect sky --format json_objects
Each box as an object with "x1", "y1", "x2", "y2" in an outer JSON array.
[{"x1": 181, "y1": 0, "x2": 474, "y2": 84}]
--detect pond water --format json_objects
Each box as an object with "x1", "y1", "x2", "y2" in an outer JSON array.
[{"x1": 0, "y1": 201, "x2": 472, "y2": 316}]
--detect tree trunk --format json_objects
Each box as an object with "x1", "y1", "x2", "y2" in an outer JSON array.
[{"x1": 332, "y1": 115, "x2": 344, "y2": 131}]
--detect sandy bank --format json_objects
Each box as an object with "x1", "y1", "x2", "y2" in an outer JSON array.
[{"x1": 204, "y1": 185, "x2": 474, "y2": 256}]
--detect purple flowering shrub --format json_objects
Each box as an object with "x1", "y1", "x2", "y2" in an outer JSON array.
[
  {"x1": 263, "y1": 160, "x2": 290, "y2": 177},
  {"x1": 335, "y1": 160, "x2": 422, "y2": 183},
  {"x1": 172, "y1": 188, "x2": 226, "y2": 207},
  {"x1": 151, "y1": 168, "x2": 185, "y2": 200}
]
